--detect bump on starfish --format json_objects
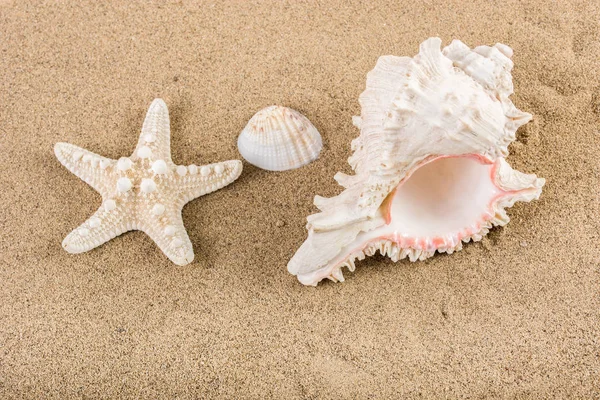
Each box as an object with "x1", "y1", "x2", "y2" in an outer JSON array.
[{"x1": 54, "y1": 98, "x2": 243, "y2": 265}]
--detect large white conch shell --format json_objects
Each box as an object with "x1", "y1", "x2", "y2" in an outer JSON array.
[{"x1": 288, "y1": 38, "x2": 545, "y2": 286}]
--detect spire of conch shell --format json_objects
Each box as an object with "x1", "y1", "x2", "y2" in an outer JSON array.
[{"x1": 288, "y1": 37, "x2": 545, "y2": 286}]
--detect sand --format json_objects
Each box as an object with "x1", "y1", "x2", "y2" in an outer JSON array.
[{"x1": 1, "y1": 0, "x2": 599, "y2": 398}]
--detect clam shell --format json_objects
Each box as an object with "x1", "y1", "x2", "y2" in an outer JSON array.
[
  {"x1": 287, "y1": 38, "x2": 545, "y2": 286},
  {"x1": 237, "y1": 106, "x2": 323, "y2": 171}
]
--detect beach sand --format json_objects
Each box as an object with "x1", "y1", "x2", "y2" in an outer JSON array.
[{"x1": 1, "y1": 0, "x2": 599, "y2": 398}]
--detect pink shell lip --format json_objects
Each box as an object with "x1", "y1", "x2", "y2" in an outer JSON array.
[
  {"x1": 382, "y1": 153, "x2": 518, "y2": 228},
  {"x1": 296, "y1": 153, "x2": 542, "y2": 286}
]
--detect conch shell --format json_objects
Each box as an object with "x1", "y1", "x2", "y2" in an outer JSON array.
[{"x1": 288, "y1": 38, "x2": 545, "y2": 286}]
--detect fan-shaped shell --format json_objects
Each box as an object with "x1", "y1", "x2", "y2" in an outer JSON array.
[{"x1": 237, "y1": 106, "x2": 323, "y2": 171}]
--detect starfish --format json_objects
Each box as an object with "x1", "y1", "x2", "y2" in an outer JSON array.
[{"x1": 54, "y1": 98, "x2": 243, "y2": 265}]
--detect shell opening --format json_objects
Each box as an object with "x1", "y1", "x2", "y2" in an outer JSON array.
[
  {"x1": 382, "y1": 155, "x2": 500, "y2": 241},
  {"x1": 320, "y1": 155, "x2": 504, "y2": 268}
]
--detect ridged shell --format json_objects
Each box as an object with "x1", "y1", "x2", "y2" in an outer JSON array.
[
  {"x1": 237, "y1": 106, "x2": 323, "y2": 171},
  {"x1": 287, "y1": 38, "x2": 545, "y2": 286}
]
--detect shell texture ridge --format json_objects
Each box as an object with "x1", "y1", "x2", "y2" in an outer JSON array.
[
  {"x1": 55, "y1": 98, "x2": 243, "y2": 265},
  {"x1": 288, "y1": 38, "x2": 545, "y2": 286},
  {"x1": 237, "y1": 105, "x2": 323, "y2": 171}
]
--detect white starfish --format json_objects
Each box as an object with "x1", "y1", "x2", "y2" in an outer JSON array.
[{"x1": 54, "y1": 98, "x2": 243, "y2": 265}]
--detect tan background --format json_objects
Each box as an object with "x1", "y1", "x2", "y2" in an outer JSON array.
[{"x1": 1, "y1": 0, "x2": 599, "y2": 398}]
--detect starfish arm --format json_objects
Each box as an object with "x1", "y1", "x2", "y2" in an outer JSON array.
[
  {"x1": 138, "y1": 207, "x2": 195, "y2": 266},
  {"x1": 176, "y1": 160, "x2": 243, "y2": 203},
  {"x1": 62, "y1": 203, "x2": 131, "y2": 253},
  {"x1": 131, "y1": 99, "x2": 173, "y2": 164},
  {"x1": 54, "y1": 142, "x2": 115, "y2": 196}
]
